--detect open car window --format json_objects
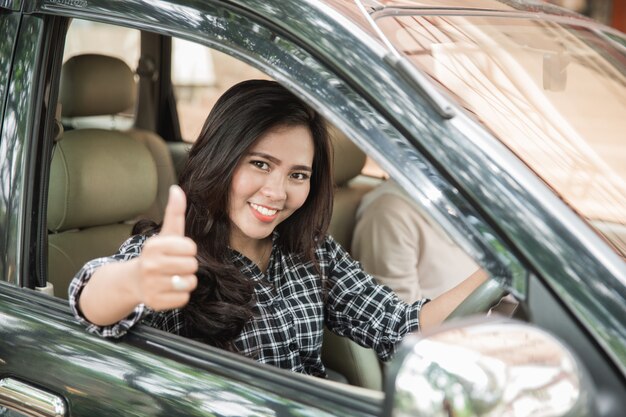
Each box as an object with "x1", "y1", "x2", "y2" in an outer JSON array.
[
  {"x1": 171, "y1": 38, "x2": 269, "y2": 142},
  {"x1": 45, "y1": 12, "x2": 515, "y2": 392}
]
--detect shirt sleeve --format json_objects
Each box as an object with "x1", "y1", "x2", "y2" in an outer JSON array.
[
  {"x1": 68, "y1": 234, "x2": 151, "y2": 338},
  {"x1": 352, "y1": 193, "x2": 423, "y2": 303},
  {"x1": 321, "y1": 236, "x2": 428, "y2": 361}
]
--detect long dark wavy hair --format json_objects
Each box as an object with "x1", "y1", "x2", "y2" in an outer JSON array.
[{"x1": 137, "y1": 80, "x2": 333, "y2": 350}]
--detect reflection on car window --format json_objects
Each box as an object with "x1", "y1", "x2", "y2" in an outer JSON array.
[{"x1": 377, "y1": 14, "x2": 626, "y2": 258}]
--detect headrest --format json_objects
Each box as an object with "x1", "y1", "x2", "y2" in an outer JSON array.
[
  {"x1": 329, "y1": 124, "x2": 366, "y2": 186},
  {"x1": 60, "y1": 54, "x2": 136, "y2": 118},
  {"x1": 48, "y1": 130, "x2": 157, "y2": 232}
]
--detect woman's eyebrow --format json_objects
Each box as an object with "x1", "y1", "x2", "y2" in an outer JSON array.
[
  {"x1": 292, "y1": 165, "x2": 313, "y2": 173},
  {"x1": 248, "y1": 151, "x2": 279, "y2": 164},
  {"x1": 248, "y1": 152, "x2": 312, "y2": 172}
]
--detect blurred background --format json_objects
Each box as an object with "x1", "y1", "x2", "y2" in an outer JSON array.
[{"x1": 547, "y1": 0, "x2": 626, "y2": 31}]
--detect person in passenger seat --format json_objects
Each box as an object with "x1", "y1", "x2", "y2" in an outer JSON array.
[
  {"x1": 69, "y1": 79, "x2": 487, "y2": 378},
  {"x1": 352, "y1": 179, "x2": 478, "y2": 302}
]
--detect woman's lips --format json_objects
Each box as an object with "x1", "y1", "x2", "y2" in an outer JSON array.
[{"x1": 249, "y1": 202, "x2": 280, "y2": 222}]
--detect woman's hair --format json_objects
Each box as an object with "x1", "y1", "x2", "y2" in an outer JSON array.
[{"x1": 173, "y1": 79, "x2": 332, "y2": 349}]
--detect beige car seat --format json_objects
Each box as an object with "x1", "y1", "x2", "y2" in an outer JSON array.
[
  {"x1": 59, "y1": 53, "x2": 177, "y2": 223},
  {"x1": 48, "y1": 54, "x2": 165, "y2": 298},
  {"x1": 47, "y1": 127, "x2": 157, "y2": 298},
  {"x1": 322, "y1": 125, "x2": 383, "y2": 390}
]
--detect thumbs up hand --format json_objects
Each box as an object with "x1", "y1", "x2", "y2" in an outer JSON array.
[{"x1": 133, "y1": 185, "x2": 198, "y2": 311}]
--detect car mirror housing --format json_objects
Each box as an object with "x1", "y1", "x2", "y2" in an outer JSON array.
[{"x1": 384, "y1": 317, "x2": 595, "y2": 417}]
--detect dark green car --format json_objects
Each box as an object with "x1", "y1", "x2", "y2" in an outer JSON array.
[{"x1": 1, "y1": 1, "x2": 625, "y2": 416}]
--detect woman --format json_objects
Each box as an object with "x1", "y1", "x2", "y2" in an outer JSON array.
[{"x1": 69, "y1": 79, "x2": 486, "y2": 377}]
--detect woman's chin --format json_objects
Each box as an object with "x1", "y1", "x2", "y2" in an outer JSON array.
[{"x1": 240, "y1": 227, "x2": 274, "y2": 241}]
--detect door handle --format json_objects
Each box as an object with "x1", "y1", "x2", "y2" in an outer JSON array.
[{"x1": 0, "y1": 378, "x2": 66, "y2": 417}]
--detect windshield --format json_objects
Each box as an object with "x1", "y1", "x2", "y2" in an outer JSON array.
[{"x1": 376, "y1": 13, "x2": 626, "y2": 259}]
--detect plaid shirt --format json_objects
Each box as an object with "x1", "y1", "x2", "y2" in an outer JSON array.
[{"x1": 69, "y1": 234, "x2": 427, "y2": 377}]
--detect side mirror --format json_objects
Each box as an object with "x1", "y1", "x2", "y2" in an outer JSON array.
[{"x1": 384, "y1": 317, "x2": 595, "y2": 417}]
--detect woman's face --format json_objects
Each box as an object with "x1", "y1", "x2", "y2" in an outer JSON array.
[{"x1": 228, "y1": 124, "x2": 314, "y2": 248}]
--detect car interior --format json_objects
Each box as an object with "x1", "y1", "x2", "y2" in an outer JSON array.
[
  {"x1": 45, "y1": 18, "x2": 394, "y2": 392},
  {"x1": 43, "y1": 14, "x2": 583, "y2": 400}
]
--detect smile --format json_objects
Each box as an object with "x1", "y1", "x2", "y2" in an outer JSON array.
[{"x1": 249, "y1": 202, "x2": 279, "y2": 217}]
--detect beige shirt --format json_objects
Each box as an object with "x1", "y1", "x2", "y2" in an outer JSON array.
[{"x1": 352, "y1": 180, "x2": 478, "y2": 302}]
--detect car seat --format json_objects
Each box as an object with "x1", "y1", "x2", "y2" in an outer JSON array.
[
  {"x1": 59, "y1": 53, "x2": 177, "y2": 223},
  {"x1": 47, "y1": 54, "x2": 164, "y2": 298},
  {"x1": 47, "y1": 125, "x2": 158, "y2": 298},
  {"x1": 322, "y1": 125, "x2": 383, "y2": 390},
  {"x1": 327, "y1": 124, "x2": 373, "y2": 252}
]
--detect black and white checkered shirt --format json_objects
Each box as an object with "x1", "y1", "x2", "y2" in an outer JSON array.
[{"x1": 69, "y1": 234, "x2": 427, "y2": 377}]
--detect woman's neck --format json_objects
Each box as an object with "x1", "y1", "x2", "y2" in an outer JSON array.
[{"x1": 230, "y1": 235, "x2": 272, "y2": 270}]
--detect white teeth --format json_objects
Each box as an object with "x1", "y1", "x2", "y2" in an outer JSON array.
[{"x1": 250, "y1": 203, "x2": 278, "y2": 216}]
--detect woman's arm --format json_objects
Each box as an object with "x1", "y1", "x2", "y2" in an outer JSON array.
[
  {"x1": 418, "y1": 268, "x2": 488, "y2": 332},
  {"x1": 76, "y1": 186, "x2": 198, "y2": 327},
  {"x1": 323, "y1": 235, "x2": 489, "y2": 358}
]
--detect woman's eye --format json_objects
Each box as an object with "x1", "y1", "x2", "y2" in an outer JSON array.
[
  {"x1": 291, "y1": 172, "x2": 310, "y2": 181},
  {"x1": 251, "y1": 160, "x2": 269, "y2": 170}
]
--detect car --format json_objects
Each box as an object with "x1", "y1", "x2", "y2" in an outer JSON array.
[{"x1": 0, "y1": 0, "x2": 625, "y2": 416}]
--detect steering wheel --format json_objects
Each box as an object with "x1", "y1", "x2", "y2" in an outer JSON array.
[{"x1": 446, "y1": 278, "x2": 508, "y2": 321}]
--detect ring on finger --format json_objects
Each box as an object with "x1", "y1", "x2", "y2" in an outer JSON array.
[{"x1": 170, "y1": 274, "x2": 189, "y2": 291}]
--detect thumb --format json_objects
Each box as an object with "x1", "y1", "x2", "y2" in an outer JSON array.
[{"x1": 161, "y1": 185, "x2": 187, "y2": 236}]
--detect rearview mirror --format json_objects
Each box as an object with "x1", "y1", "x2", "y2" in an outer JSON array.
[{"x1": 384, "y1": 317, "x2": 595, "y2": 417}]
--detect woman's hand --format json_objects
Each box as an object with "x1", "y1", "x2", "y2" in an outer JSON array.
[
  {"x1": 132, "y1": 185, "x2": 198, "y2": 311},
  {"x1": 79, "y1": 186, "x2": 198, "y2": 326},
  {"x1": 418, "y1": 268, "x2": 488, "y2": 332}
]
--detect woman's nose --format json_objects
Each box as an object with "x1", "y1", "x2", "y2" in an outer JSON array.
[{"x1": 261, "y1": 174, "x2": 287, "y2": 201}]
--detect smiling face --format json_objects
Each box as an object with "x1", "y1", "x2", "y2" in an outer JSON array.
[{"x1": 228, "y1": 124, "x2": 315, "y2": 251}]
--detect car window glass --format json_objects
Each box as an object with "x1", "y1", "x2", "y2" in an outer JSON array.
[{"x1": 377, "y1": 14, "x2": 626, "y2": 259}]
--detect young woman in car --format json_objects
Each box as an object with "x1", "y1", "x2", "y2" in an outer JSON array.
[{"x1": 69, "y1": 79, "x2": 486, "y2": 377}]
